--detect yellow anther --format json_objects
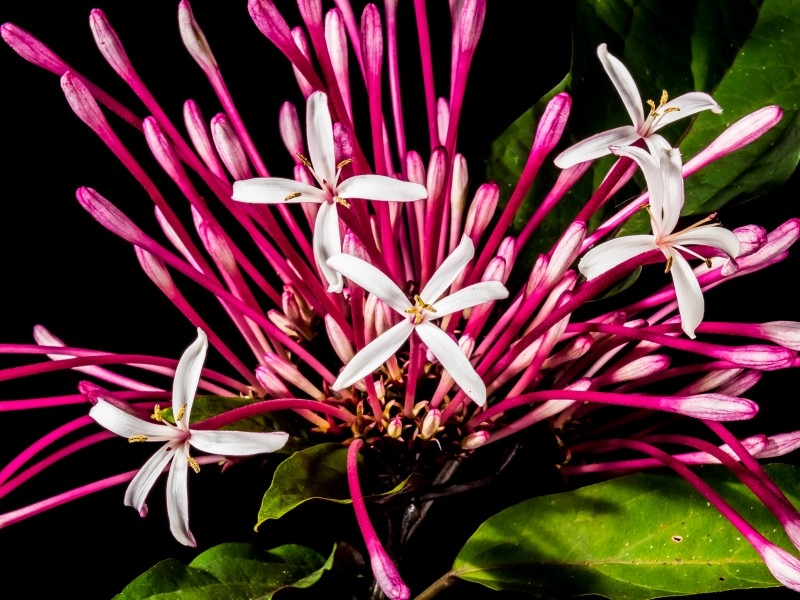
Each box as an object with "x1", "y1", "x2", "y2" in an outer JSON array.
[
  {"x1": 151, "y1": 405, "x2": 163, "y2": 422},
  {"x1": 705, "y1": 258, "x2": 713, "y2": 268},
  {"x1": 175, "y1": 404, "x2": 187, "y2": 421},
  {"x1": 334, "y1": 196, "x2": 351, "y2": 209},
  {"x1": 646, "y1": 98, "x2": 658, "y2": 117},
  {"x1": 337, "y1": 158, "x2": 354, "y2": 170},
  {"x1": 405, "y1": 295, "x2": 436, "y2": 325},
  {"x1": 285, "y1": 192, "x2": 302, "y2": 201},
  {"x1": 664, "y1": 255, "x2": 673, "y2": 273},
  {"x1": 129, "y1": 434, "x2": 148, "y2": 443},
  {"x1": 660, "y1": 89, "x2": 669, "y2": 106},
  {"x1": 187, "y1": 456, "x2": 201, "y2": 473},
  {"x1": 663, "y1": 107, "x2": 680, "y2": 115},
  {"x1": 296, "y1": 153, "x2": 313, "y2": 169}
]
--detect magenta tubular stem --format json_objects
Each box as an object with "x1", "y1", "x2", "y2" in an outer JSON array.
[{"x1": 412, "y1": 0, "x2": 438, "y2": 150}]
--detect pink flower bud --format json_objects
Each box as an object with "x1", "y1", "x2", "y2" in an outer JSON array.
[
  {"x1": 717, "y1": 344, "x2": 796, "y2": 371},
  {"x1": 533, "y1": 92, "x2": 571, "y2": 157},
  {"x1": 456, "y1": 0, "x2": 485, "y2": 55},
  {"x1": 758, "y1": 543, "x2": 800, "y2": 592},
  {"x1": 437, "y1": 97, "x2": 449, "y2": 146},
  {"x1": 61, "y1": 72, "x2": 108, "y2": 135},
  {"x1": 607, "y1": 354, "x2": 670, "y2": 383},
  {"x1": 325, "y1": 314, "x2": 355, "y2": 363},
  {"x1": 757, "y1": 431, "x2": 800, "y2": 459},
  {"x1": 756, "y1": 322, "x2": 800, "y2": 351},
  {"x1": 360, "y1": 4, "x2": 383, "y2": 90},
  {"x1": 1, "y1": 23, "x2": 70, "y2": 75},
  {"x1": 325, "y1": 10, "x2": 350, "y2": 115},
  {"x1": 179, "y1": 0, "x2": 217, "y2": 72},
  {"x1": 670, "y1": 394, "x2": 758, "y2": 421},
  {"x1": 291, "y1": 27, "x2": 315, "y2": 98},
  {"x1": 546, "y1": 221, "x2": 586, "y2": 285},
  {"x1": 183, "y1": 100, "x2": 224, "y2": 176},
  {"x1": 464, "y1": 183, "x2": 499, "y2": 244},
  {"x1": 89, "y1": 9, "x2": 136, "y2": 84},
  {"x1": 255, "y1": 364, "x2": 292, "y2": 398},
  {"x1": 212, "y1": 113, "x2": 251, "y2": 180},
  {"x1": 279, "y1": 102, "x2": 304, "y2": 159},
  {"x1": 405, "y1": 151, "x2": 426, "y2": 186},
  {"x1": 387, "y1": 416, "x2": 404, "y2": 439}
]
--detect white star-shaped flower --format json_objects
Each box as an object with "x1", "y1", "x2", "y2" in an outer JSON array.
[
  {"x1": 232, "y1": 91, "x2": 427, "y2": 292},
  {"x1": 327, "y1": 236, "x2": 508, "y2": 406},
  {"x1": 578, "y1": 145, "x2": 740, "y2": 338},
  {"x1": 89, "y1": 328, "x2": 289, "y2": 546},
  {"x1": 554, "y1": 43, "x2": 722, "y2": 168}
]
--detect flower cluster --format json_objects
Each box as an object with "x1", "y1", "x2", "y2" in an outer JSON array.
[{"x1": 1, "y1": 2, "x2": 800, "y2": 598}]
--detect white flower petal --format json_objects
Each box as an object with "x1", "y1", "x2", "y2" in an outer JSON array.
[
  {"x1": 420, "y1": 235, "x2": 474, "y2": 302},
  {"x1": 166, "y1": 445, "x2": 196, "y2": 547},
  {"x1": 314, "y1": 202, "x2": 344, "y2": 293},
  {"x1": 672, "y1": 225, "x2": 741, "y2": 259},
  {"x1": 416, "y1": 322, "x2": 486, "y2": 406},
  {"x1": 553, "y1": 126, "x2": 639, "y2": 168},
  {"x1": 190, "y1": 430, "x2": 289, "y2": 455},
  {"x1": 668, "y1": 250, "x2": 704, "y2": 338},
  {"x1": 642, "y1": 132, "x2": 671, "y2": 155},
  {"x1": 610, "y1": 145, "x2": 668, "y2": 229},
  {"x1": 654, "y1": 92, "x2": 722, "y2": 130},
  {"x1": 598, "y1": 43, "x2": 645, "y2": 129},
  {"x1": 578, "y1": 235, "x2": 658, "y2": 280},
  {"x1": 232, "y1": 178, "x2": 326, "y2": 203},
  {"x1": 90, "y1": 400, "x2": 178, "y2": 441},
  {"x1": 336, "y1": 175, "x2": 427, "y2": 201},
  {"x1": 307, "y1": 91, "x2": 336, "y2": 187},
  {"x1": 659, "y1": 147, "x2": 685, "y2": 235},
  {"x1": 123, "y1": 441, "x2": 176, "y2": 513},
  {"x1": 333, "y1": 320, "x2": 414, "y2": 389},
  {"x1": 431, "y1": 281, "x2": 508, "y2": 318},
  {"x1": 173, "y1": 329, "x2": 208, "y2": 424},
  {"x1": 326, "y1": 253, "x2": 410, "y2": 314}
]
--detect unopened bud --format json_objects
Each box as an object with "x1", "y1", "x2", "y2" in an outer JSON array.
[
  {"x1": 325, "y1": 314, "x2": 355, "y2": 363},
  {"x1": 461, "y1": 430, "x2": 489, "y2": 450},
  {"x1": 387, "y1": 416, "x2": 404, "y2": 439},
  {"x1": 290, "y1": 27, "x2": 314, "y2": 98},
  {"x1": 212, "y1": 113, "x2": 251, "y2": 180},
  {"x1": 179, "y1": 0, "x2": 218, "y2": 72},
  {"x1": 419, "y1": 409, "x2": 442, "y2": 439},
  {"x1": 464, "y1": 183, "x2": 499, "y2": 244},
  {"x1": 670, "y1": 393, "x2": 758, "y2": 421},
  {"x1": 279, "y1": 102, "x2": 304, "y2": 159}
]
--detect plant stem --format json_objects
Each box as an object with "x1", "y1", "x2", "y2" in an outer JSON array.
[{"x1": 414, "y1": 572, "x2": 458, "y2": 600}]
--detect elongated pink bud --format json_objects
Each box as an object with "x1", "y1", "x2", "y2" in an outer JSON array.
[
  {"x1": 325, "y1": 314, "x2": 355, "y2": 363},
  {"x1": 464, "y1": 183, "x2": 499, "y2": 244},
  {"x1": 670, "y1": 394, "x2": 758, "y2": 421},
  {"x1": 76, "y1": 187, "x2": 149, "y2": 246},
  {"x1": 545, "y1": 221, "x2": 586, "y2": 285},
  {"x1": 297, "y1": 0, "x2": 323, "y2": 28},
  {"x1": 1, "y1": 23, "x2": 70, "y2": 74},
  {"x1": 135, "y1": 246, "x2": 177, "y2": 297},
  {"x1": 255, "y1": 364, "x2": 292, "y2": 397},
  {"x1": 449, "y1": 154, "x2": 469, "y2": 248},
  {"x1": 757, "y1": 431, "x2": 800, "y2": 459},
  {"x1": 347, "y1": 440, "x2": 410, "y2": 600},
  {"x1": 179, "y1": 0, "x2": 217, "y2": 72},
  {"x1": 419, "y1": 409, "x2": 442, "y2": 439},
  {"x1": 212, "y1": 113, "x2": 251, "y2": 179},
  {"x1": 607, "y1": 354, "x2": 670, "y2": 383},
  {"x1": 405, "y1": 151, "x2": 426, "y2": 186},
  {"x1": 89, "y1": 9, "x2": 137, "y2": 83},
  {"x1": 758, "y1": 543, "x2": 800, "y2": 592},
  {"x1": 755, "y1": 322, "x2": 800, "y2": 351},
  {"x1": 533, "y1": 92, "x2": 571, "y2": 157},
  {"x1": 734, "y1": 224, "x2": 768, "y2": 257},
  {"x1": 456, "y1": 0, "x2": 485, "y2": 54},
  {"x1": 716, "y1": 344, "x2": 796, "y2": 370},
  {"x1": 360, "y1": 4, "x2": 383, "y2": 90},
  {"x1": 291, "y1": 27, "x2": 315, "y2": 98},
  {"x1": 716, "y1": 370, "x2": 762, "y2": 396},
  {"x1": 248, "y1": 0, "x2": 295, "y2": 52},
  {"x1": 681, "y1": 368, "x2": 743, "y2": 395},
  {"x1": 183, "y1": 100, "x2": 224, "y2": 176},
  {"x1": 263, "y1": 353, "x2": 324, "y2": 400},
  {"x1": 199, "y1": 222, "x2": 237, "y2": 273},
  {"x1": 437, "y1": 98, "x2": 450, "y2": 146},
  {"x1": 684, "y1": 106, "x2": 783, "y2": 177},
  {"x1": 325, "y1": 8, "x2": 351, "y2": 116},
  {"x1": 143, "y1": 116, "x2": 185, "y2": 183},
  {"x1": 279, "y1": 102, "x2": 304, "y2": 159},
  {"x1": 61, "y1": 72, "x2": 108, "y2": 134}
]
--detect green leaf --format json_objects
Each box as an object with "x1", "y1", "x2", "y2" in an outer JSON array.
[
  {"x1": 256, "y1": 443, "x2": 415, "y2": 529},
  {"x1": 680, "y1": 0, "x2": 800, "y2": 216},
  {"x1": 485, "y1": 0, "x2": 800, "y2": 251},
  {"x1": 452, "y1": 463, "x2": 800, "y2": 599},
  {"x1": 162, "y1": 395, "x2": 291, "y2": 435},
  {"x1": 257, "y1": 443, "x2": 352, "y2": 529},
  {"x1": 113, "y1": 543, "x2": 334, "y2": 600}
]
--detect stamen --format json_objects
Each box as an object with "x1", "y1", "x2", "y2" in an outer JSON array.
[
  {"x1": 334, "y1": 196, "x2": 351, "y2": 209},
  {"x1": 663, "y1": 107, "x2": 680, "y2": 115},
  {"x1": 175, "y1": 404, "x2": 187, "y2": 421},
  {"x1": 660, "y1": 89, "x2": 668, "y2": 106},
  {"x1": 647, "y1": 99, "x2": 657, "y2": 117},
  {"x1": 336, "y1": 158, "x2": 354, "y2": 170},
  {"x1": 404, "y1": 295, "x2": 436, "y2": 325},
  {"x1": 664, "y1": 255, "x2": 673, "y2": 273},
  {"x1": 285, "y1": 192, "x2": 302, "y2": 201},
  {"x1": 151, "y1": 405, "x2": 163, "y2": 422},
  {"x1": 296, "y1": 153, "x2": 312, "y2": 169},
  {"x1": 129, "y1": 434, "x2": 148, "y2": 443},
  {"x1": 187, "y1": 456, "x2": 201, "y2": 473}
]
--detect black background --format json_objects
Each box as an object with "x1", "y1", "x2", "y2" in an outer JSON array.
[{"x1": 0, "y1": 1, "x2": 798, "y2": 598}]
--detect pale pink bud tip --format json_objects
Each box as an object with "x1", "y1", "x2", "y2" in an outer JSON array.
[
  {"x1": 534, "y1": 93, "x2": 572, "y2": 156},
  {"x1": 760, "y1": 544, "x2": 800, "y2": 591},
  {"x1": 369, "y1": 545, "x2": 410, "y2": 600},
  {"x1": 179, "y1": 0, "x2": 218, "y2": 71},
  {"x1": 461, "y1": 431, "x2": 489, "y2": 450},
  {"x1": 672, "y1": 394, "x2": 758, "y2": 421},
  {"x1": 757, "y1": 322, "x2": 800, "y2": 351},
  {"x1": 1, "y1": 23, "x2": 69, "y2": 74}
]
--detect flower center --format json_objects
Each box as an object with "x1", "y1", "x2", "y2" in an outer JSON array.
[{"x1": 405, "y1": 294, "x2": 436, "y2": 325}]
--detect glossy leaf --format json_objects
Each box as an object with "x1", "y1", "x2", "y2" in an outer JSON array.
[
  {"x1": 256, "y1": 443, "x2": 351, "y2": 529},
  {"x1": 452, "y1": 463, "x2": 800, "y2": 598},
  {"x1": 113, "y1": 543, "x2": 334, "y2": 599}
]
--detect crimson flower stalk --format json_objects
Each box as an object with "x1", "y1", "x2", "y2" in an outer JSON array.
[{"x1": 2, "y1": 2, "x2": 800, "y2": 597}]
